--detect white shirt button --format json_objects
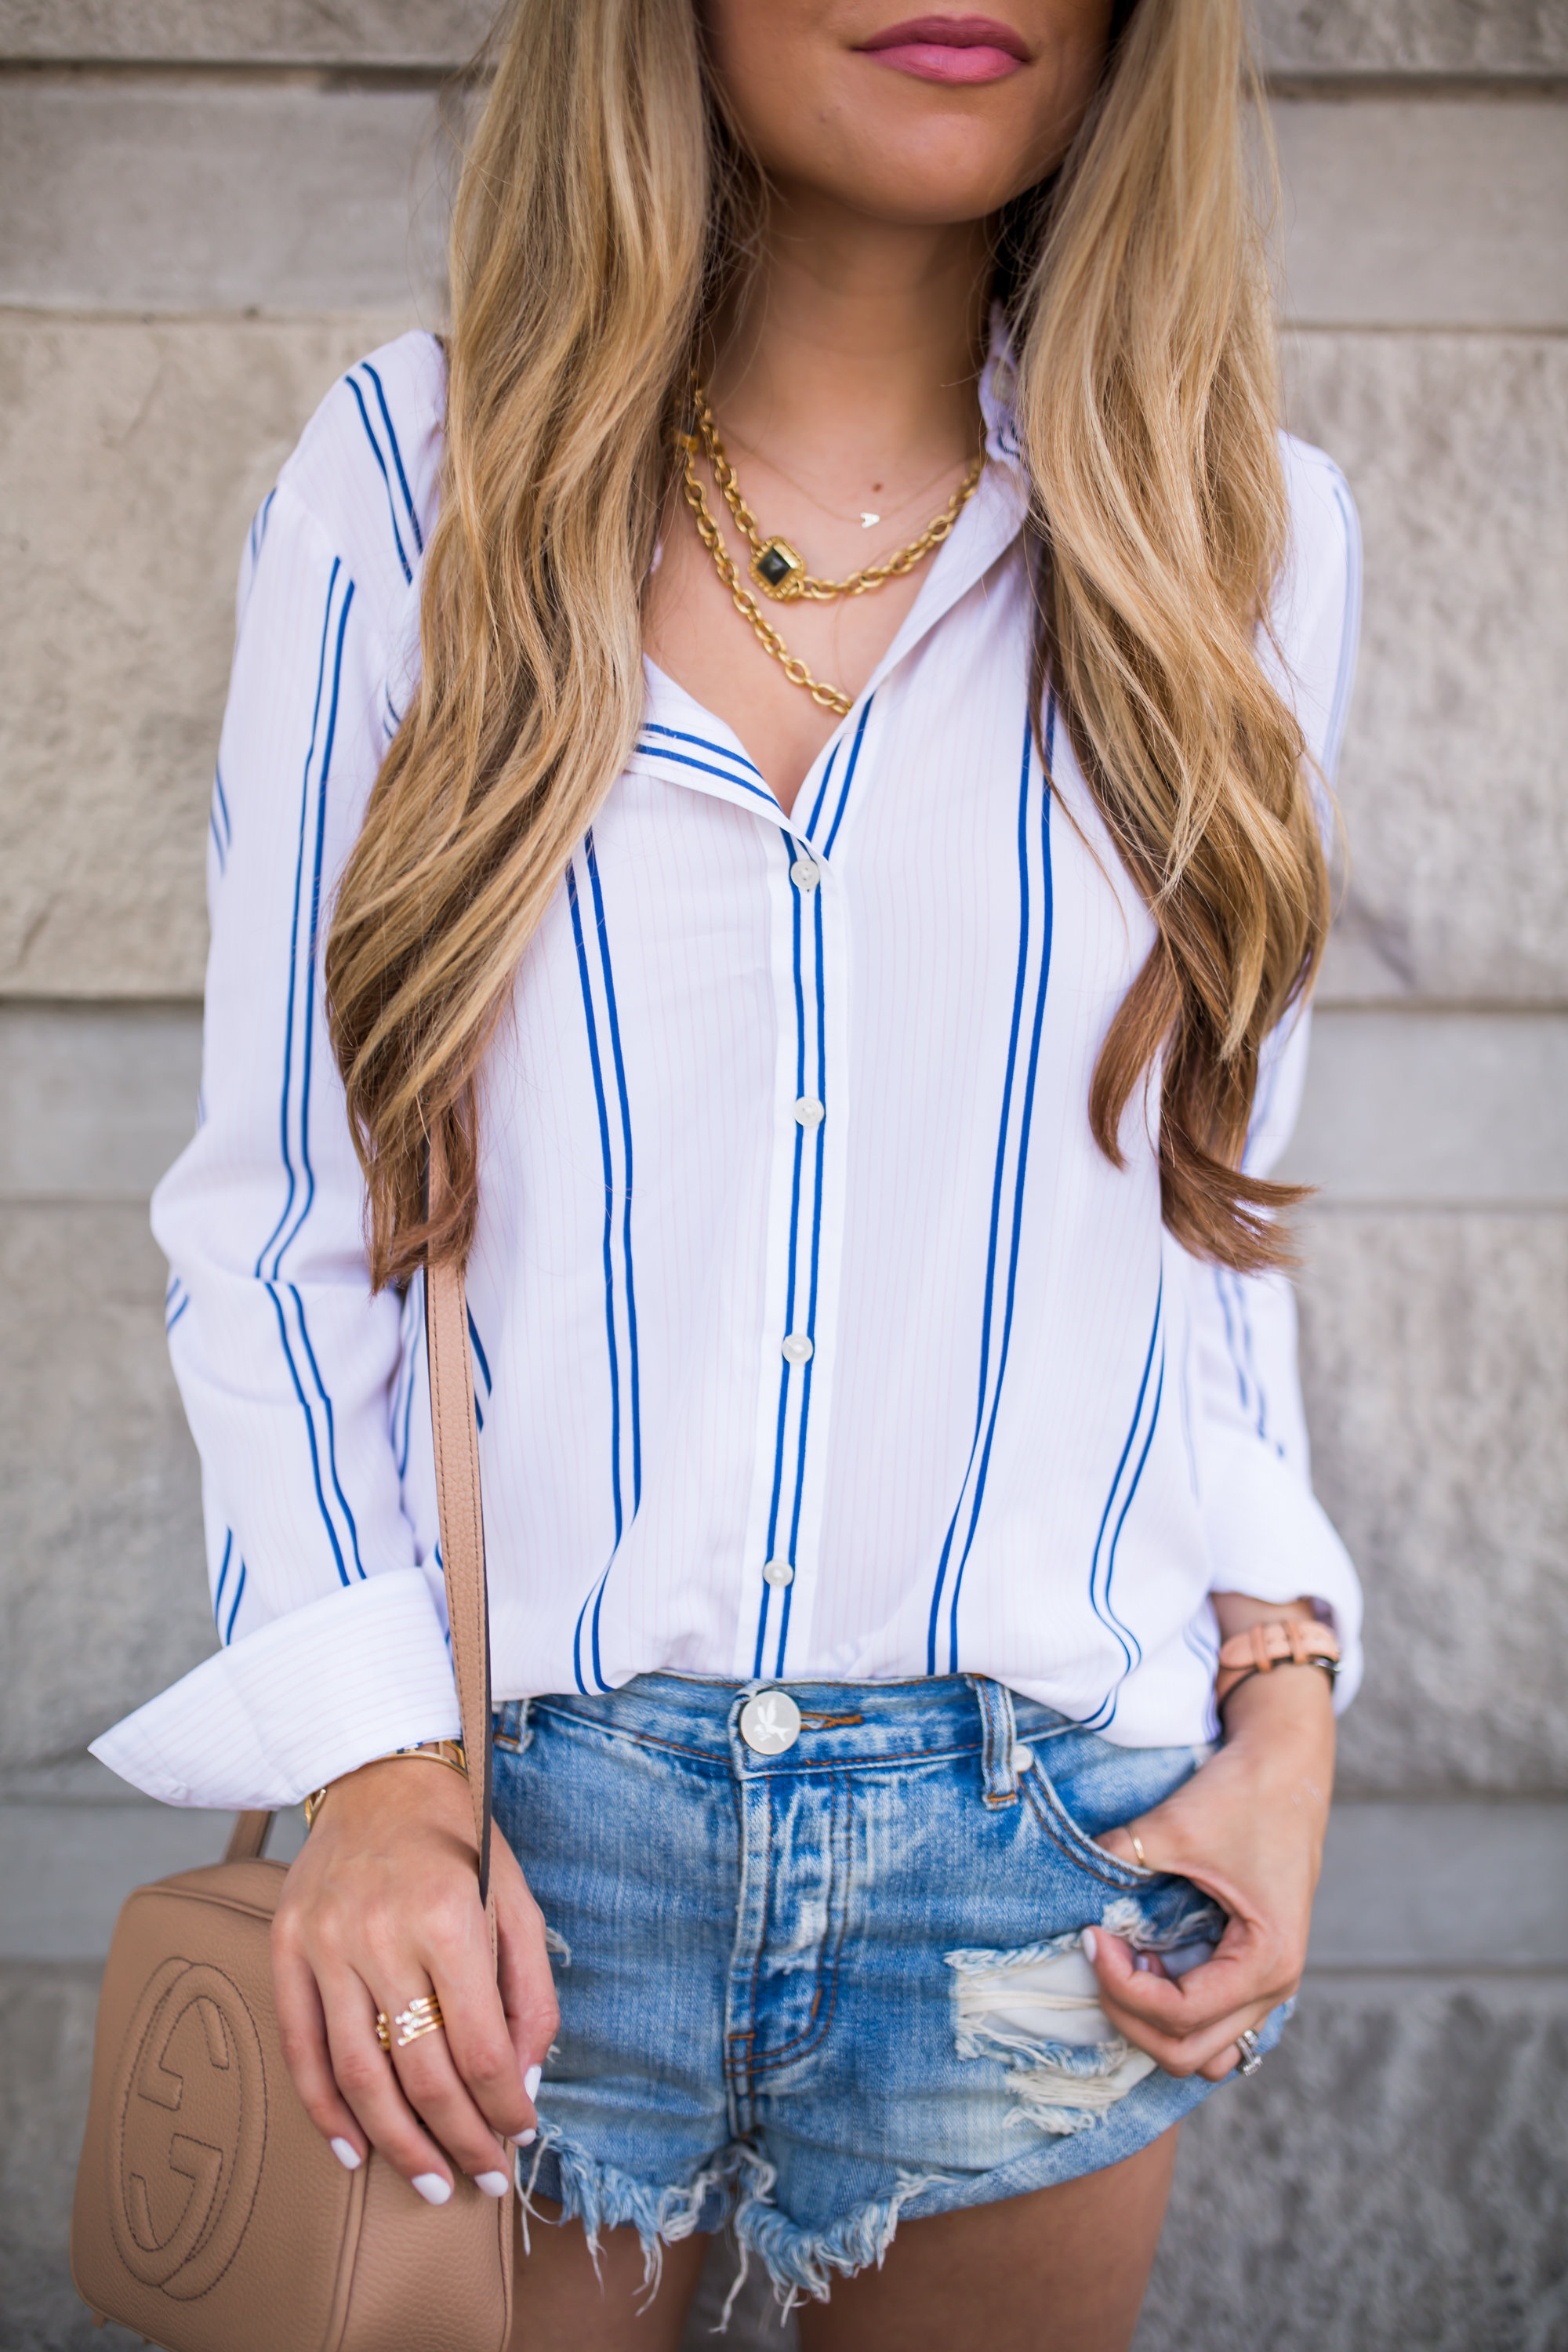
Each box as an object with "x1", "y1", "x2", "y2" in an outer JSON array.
[
  {"x1": 782, "y1": 1333, "x2": 813, "y2": 1363},
  {"x1": 790, "y1": 859, "x2": 820, "y2": 891},
  {"x1": 1011, "y1": 1744, "x2": 1035, "y2": 1775},
  {"x1": 740, "y1": 1689, "x2": 802, "y2": 1755},
  {"x1": 763, "y1": 1559, "x2": 794, "y2": 1587},
  {"x1": 793, "y1": 1097, "x2": 825, "y2": 1127}
]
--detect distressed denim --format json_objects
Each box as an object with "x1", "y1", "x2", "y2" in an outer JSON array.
[{"x1": 493, "y1": 1673, "x2": 1288, "y2": 2316}]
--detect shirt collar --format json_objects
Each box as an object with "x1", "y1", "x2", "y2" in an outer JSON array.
[{"x1": 630, "y1": 668, "x2": 783, "y2": 822}]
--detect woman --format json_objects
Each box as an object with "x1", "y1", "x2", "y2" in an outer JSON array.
[{"x1": 96, "y1": 1, "x2": 1363, "y2": 2344}]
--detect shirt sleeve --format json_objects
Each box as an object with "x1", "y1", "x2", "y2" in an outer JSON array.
[
  {"x1": 1184, "y1": 437, "x2": 1365, "y2": 1711},
  {"x1": 92, "y1": 456, "x2": 459, "y2": 1809}
]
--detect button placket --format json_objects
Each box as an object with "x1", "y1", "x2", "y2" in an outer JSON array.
[{"x1": 740, "y1": 828, "x2": 846, "y2": 1680}]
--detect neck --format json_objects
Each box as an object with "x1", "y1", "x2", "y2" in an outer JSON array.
[{"x1": 708, "y1": 188, "x2": 992, "y2": 488}]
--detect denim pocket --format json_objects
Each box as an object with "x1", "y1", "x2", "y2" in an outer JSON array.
[
  {"x1": 1016, "y1": 1746, "x2": 1161, "y2": 1894},
  {"x1": 1014, "y1": 1726, "x2": 1212, "y2": 1898}
]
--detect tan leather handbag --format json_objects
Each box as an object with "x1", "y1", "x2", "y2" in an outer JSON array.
[{"x1": 71, "y1": 1153, "x2": 517, "y2": 2351}]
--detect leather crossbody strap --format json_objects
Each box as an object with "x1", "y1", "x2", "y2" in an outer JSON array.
[{"x1": 225, "y1": 1133, "x2": 495, "y2": 1918}]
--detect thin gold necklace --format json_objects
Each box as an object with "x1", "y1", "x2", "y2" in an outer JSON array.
[
  {"x1": 677, "y1": 379, "x2": 985, "y2": 717},
  {"x1": 717, "y1": 427, "x2": 967, "y2": 534}
]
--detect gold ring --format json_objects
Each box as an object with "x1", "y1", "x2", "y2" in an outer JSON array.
[
  {"x1": 393, "y1": 1994, "x2": 445, "y2": 2049},
  {"x1": 1129, "y1": 1830, "x2": 1147, "y2": 1868},
  {"x1": 374, "y1": 2011, "x2": 392, "y2": 2053}
]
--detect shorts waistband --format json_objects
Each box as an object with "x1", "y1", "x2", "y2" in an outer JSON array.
[{"x1": 507, "y1": 1671, "x2": 1080, "y2": 1787}]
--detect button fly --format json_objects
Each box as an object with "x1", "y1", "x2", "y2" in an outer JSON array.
[{"x1": 740, "y1": 1690, "x2": 802, "y2": 1755}]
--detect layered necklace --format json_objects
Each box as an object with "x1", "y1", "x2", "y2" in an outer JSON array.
[{"x1": 678, "y1": 376, "x2": 985, "y2": 718}]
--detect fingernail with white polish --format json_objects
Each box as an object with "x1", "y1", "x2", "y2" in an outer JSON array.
[
  {"x1": 330, "y1": 2137, "x2": 362, "y2": 2172},
  {"x1": 474, "y1": 2171, "x2": 511, "y2": 2199},
  {"x1": 412, "y1": 2173, "x2": 452, "y2": 2207},
  {"x1": 524, "y1": 2063, "x2": 542, "y2": 2102},
  {"x1": 511, "y1": 2128, "x2": 537, "y2": 2148},
  {"x1": 1081, "y1": 1929, "x2": 1098, "y2": 1963}
]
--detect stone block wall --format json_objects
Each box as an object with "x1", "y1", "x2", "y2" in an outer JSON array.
[{"x1": 0, "y1": 6, "x2": 1563, "y2": 2347}]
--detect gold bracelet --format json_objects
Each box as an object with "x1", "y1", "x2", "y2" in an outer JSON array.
[{"x1": 304, "y1": 1739, "x2": 468, "y2": 1832}]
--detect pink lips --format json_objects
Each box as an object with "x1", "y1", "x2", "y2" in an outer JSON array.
[{"x1": 856, "y1": 13, "x2": 1029, "y2": 84}]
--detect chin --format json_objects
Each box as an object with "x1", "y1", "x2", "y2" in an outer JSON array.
[{"x1": 826, "y1": 133, "x2": 1045, "y2": 227}]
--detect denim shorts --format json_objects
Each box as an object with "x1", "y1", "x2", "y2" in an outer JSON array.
[{"x1": 492, "y1": 1672, "x2": 1287, "y2": 2312}]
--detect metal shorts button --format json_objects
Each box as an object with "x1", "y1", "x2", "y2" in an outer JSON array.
[
  {"x1": 740, "y1": 1690, "x2": 802, "y2": 1755},
  {"x1": 1010, "y1": 1744, "x2": 1035, "y2": 1775}
]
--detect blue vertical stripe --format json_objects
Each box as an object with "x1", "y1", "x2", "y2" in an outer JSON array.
[
  {"x1": 467, "y1": 1306, "x2": 493, "y2": 1432},
  {"x1": 344, "y1": 373, "x2": 412, "y2": 583},
  {"x1": 927, "y1": 702, "x2": 1054, "y2": 1671},
  {"x1": 820, "y1": 695, "x2": 874, "y2": 858},
  {"x1": 1214, "y1": 1268, "x2": 1272, "y2": 1443},
  {"x1": 247, "y1": 558, "x2": 365, "y2": 1586},
  {"x1": 802, "y1": 742, "x2": 841, "y2": 841},
  {"x1": 266, "y1": 581, "x2": 354, "y2": 1277},
  {"x1": 209, "y1": 768, "x2": 232, "y2": 874},
  {"x1": 249, "y1": 488, "x2": 277, "y2": 568},
  {"x1": 586, "y1": 833, "x2": 641, "y2": 1515},
  {"x1": 285, "y1": 1283, "x2": 365, "y2": 1577},
  {"x1": 1082, "y1": 1280, "x2": 1163, "y2": 1728},
  {"x1": 224, "y1": 1560, "x2": 248, "y2": 1645},
  {"x1": 567, "y1": 839, "x2": 640, "y2": 1695},
  {"x1": 212, "y1": 1530, "x2": 234, "y2": 1633},
  {"x1": 394, "y1": 1283, "x2": 421, "y2": 1480},
  {"x1": 361, "y1": 359, "x2": 424, "y2": 554},
  {"x1": 254, "y1": 561, "x2": 343, "y2": 1279}
]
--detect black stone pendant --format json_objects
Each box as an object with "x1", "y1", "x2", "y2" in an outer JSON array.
[{"x1": 751, "y1": 536, "x2": 805, "y2": 599}]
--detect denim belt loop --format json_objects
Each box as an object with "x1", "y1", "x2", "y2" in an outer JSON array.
[{"x1": 973, "y1": 1677, "x2": 1020, "y2": 1807}]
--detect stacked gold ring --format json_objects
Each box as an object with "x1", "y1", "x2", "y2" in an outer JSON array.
[{"x1": 375, "y1": 1995, "x2": 445, "y2": 2052}]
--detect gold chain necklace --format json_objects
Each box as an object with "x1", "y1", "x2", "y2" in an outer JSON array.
[{"x1": 677, "y1": 379, "x2": 985, "y2": 718}]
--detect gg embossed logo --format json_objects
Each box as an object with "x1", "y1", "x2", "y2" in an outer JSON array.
[{"x1": 107, "y1": 1958, "x2": 267, "y2": 2299}]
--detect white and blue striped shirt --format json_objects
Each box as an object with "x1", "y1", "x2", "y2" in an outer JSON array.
[{"x1": 96, "y1": 328, "x2": 1363, "y2": 1810}]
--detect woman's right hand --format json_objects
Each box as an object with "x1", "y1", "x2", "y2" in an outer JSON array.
[{"x1": 271, "y1": 1758, "x2": 560, "y2": 2204}]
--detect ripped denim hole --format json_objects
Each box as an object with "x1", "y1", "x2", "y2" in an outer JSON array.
[
  {"x1": 946, "y1": 1893, "x2": 1224, "y2": 2137},
  {"x1": 543, "y1": 1922, "x2": 572, "y2": 1965}
]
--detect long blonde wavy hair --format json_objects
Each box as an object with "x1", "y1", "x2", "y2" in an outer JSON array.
[{"x1": 326, "y1": 0, "x2": 1330, "y2": 1288}]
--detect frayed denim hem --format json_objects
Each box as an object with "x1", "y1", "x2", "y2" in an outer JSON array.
[
  {"x1": 512, "y1": 2127, "x2": 953, "y2": 2328},
  {"x1": 728, "y1": 2144, "x2": 952, "y2": 2322},
  {"x1": 516, "y1": 2125, "x2": 742, "y2": 2310}
]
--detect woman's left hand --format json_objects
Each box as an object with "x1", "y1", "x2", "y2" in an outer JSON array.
[{"x1": 1084, "y1": 1651, "x2": 1336, "y2": 2082}]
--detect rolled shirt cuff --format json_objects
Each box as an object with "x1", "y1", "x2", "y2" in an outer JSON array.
[
  {"x1": 89, "y1": 1567, "x2": 461, "y2": 1809},
  {"x1": 1200, "y1": 1431, "x2": 1364, "y2": 1711}
]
